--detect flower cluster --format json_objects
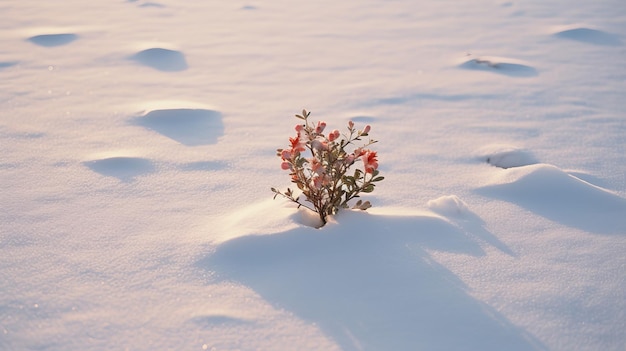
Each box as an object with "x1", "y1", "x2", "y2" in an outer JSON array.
[{"x1": 272, "y1": 109, "x2": 384, "y2": 227}]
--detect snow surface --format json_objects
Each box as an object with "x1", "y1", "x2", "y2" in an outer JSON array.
[{"x1": 1, "y1": 0, "x2": 625, "y2": 350}]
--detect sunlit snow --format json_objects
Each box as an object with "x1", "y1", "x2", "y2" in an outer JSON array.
[{"x1": 1, "y1": 0, "x2": 625, "y2": 350}]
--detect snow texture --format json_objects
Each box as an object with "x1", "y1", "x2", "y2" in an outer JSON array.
[{"x1": 1, "y1": 0, "x2": 625, "y2": 350}]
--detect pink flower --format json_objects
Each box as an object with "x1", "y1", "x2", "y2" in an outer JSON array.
[
  {"x1": 311, "y1": 175, "x2": 330, "y2": 189},
  {"x1": 310, "y1": 158, "x2": 325, "y2": 175},
  {"x1": 281, "y1": 149, "x2": 292, "y2": 160},
  {"x1": 281, "y1": 161, "x2": 292, "y2": 170},
  {"x1": 328, "y1": 129, "x2": 340, "y2": 142},
  {"x1": 348, "y1": 120, "x2": 354, "y2": 129},
  {"x1": 315, "y1": 121, "x2": 326, "y2": 134},
  {"x1": 295, "y1": 124, "x2": 304, "y2": 133},
  {"x1": 362, "y1": 125, "x2": 371, "y2": 134},
  {"x1": 362, "y1": 150, "x2": 378, "y2": 173}
]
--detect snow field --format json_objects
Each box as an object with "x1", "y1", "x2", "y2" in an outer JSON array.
[{"x1": 1, "y1": 0, "x2": 625, "y2": 350}]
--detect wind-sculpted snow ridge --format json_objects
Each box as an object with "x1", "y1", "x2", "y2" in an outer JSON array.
[
  {"x1": 428, "y1": 195, "x2": 517, "y2": 256},
  {"x1": 200, "y1": 206, "x2": 545, "y2": 351},
  {"x1": 477, "y1": 164, "x2": 626, "y2": 234}
]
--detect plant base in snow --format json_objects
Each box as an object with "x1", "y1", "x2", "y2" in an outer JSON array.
[{"x1": 272, "y1": 109, "x2": 384, "y2": 227}]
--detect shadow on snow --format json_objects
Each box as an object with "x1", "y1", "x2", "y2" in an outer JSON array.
[
  {"x1": 476, "y1": 164, "x2": 626, "y2": 235},
  {"x1": 198, "y1": 210, "x2": 545, "y2": 351},
  {"x1": 132, "y1": 108, "x2": 223, "y2": 146}
]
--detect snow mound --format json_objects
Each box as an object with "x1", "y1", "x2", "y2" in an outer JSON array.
[
  {"x1": 133, "y1": 108, "x2": 223, "y2": 146},
  {"x1": 459, "y1": 56, "x2": 538, "y2": 77},
  {"x1": 477, "y1": 144, "x2": 538, "y2": 169},
  {"x1": 130, "y1": 47, "x2": 188, "y2": 72},
  {"x1": 201, "y1": 209, "x2": 540, "y2": 350},
  {"x1": 553, "y1": 26, "x2": 622, "y2": 46},
  {"x1": 27, "y1": 33, "x2": 78, "y2": 47},
  {"x1": 477, "y1": 164, "x2": 626, "y2": 234},
  {"x1": 427, "y1": 195, "x2": 471, "y2": 218},
  {"x1": 84, "y1": 156, "x2": 155, "y2": 181}
]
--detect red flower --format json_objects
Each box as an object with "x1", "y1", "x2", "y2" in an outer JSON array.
[
  {"x1": 362, "y1": 150, "x2": 378, "y2": 173},
  {"x1": 289, "y1": 135, "x2": 306, "y2": 153}
]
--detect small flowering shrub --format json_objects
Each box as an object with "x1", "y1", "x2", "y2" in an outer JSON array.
[{"x1": 271, "y1": 109, "x2": 384, "y2": 227}]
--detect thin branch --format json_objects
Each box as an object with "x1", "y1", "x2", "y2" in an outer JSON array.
[{"x1": 271, "y1": 188, "x2": 317, "y2": 213}]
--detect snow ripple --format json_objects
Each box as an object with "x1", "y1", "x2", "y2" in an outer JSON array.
[
  {"x1": 553, "y1": 27, "x2": 622, "y2": 46},
  {"x1": 134, "y1": 108, "x2": 223, "y2": 146},
  {"x1": 28, "y1": 33, "x2": 78, "y2": 47},
  {"x1": 130, "y1": 48, "x2": 188, "y2": 72},
  {"x1": 0, "y1": 61, "x2": 18, "y2": 69},
  {"x1": 477, "y1": 145, "x2": 538, "y2": 169},
  {"x1": 84, "y1": 156, "x2": 155, "y2": 181}
]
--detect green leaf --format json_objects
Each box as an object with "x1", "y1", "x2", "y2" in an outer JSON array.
[
  {"x1": 363, "y1": 185, "x2": 375, "y2": 193},
  {"x1": 372, "y1": 176, "x2": 384, "y2": 182}
]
